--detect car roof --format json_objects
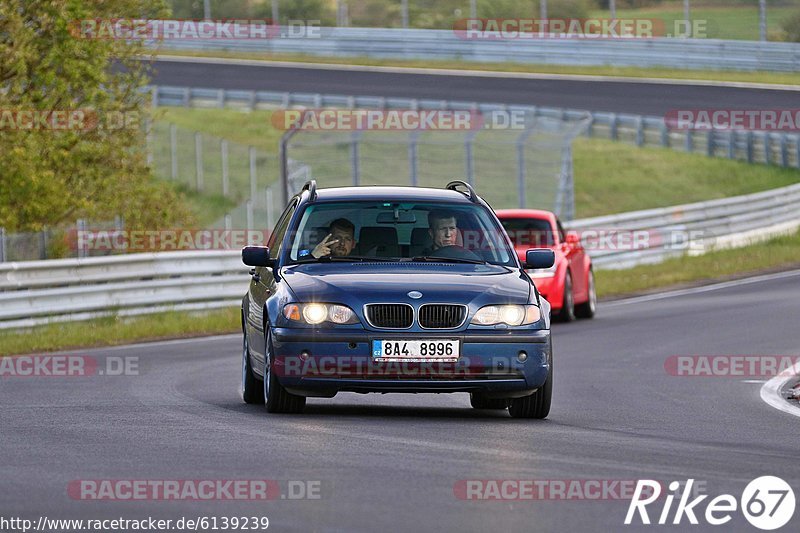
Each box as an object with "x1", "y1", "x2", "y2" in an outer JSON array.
[
  {"x1": 309, "y1": 185, "x2": 476, "y2": 204},
  {"x1": 495, "y1": 208, "x2": 556, "y2": 221}
]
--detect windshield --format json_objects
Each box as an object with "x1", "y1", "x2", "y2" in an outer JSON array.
[
  {"x1": 286, "y1": 201, "x2": 516, "y2": 266},
  {"x1": 499, "y1": 217, "x2": 556, "y2": 247}
]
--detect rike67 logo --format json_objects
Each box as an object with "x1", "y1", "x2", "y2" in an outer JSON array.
[{"x1": 625, "y1": 477, "x2": 795, "y2": 530}]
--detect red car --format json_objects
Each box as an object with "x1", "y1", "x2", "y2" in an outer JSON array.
[{"x1": 496, "y1": 209, "x2": 596, "y2": 321}]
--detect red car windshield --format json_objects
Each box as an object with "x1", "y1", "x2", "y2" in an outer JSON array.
[{"x1": 500, "y1": 218, "x2": 556, "y2": 247}]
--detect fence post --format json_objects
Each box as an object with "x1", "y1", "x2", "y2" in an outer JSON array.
[
  {"x1": 224, "y1": 214, "x2": 232, "y2": 231},
  {"x1": 408, "y1": 131, "x2": 419, "y2": 187},
  {"x1": 170, "y1": 124, "x2": 178, "y2": 180},
  {"x1": 350, "y1": 132, "x2": 361, "y2": 186},
  {"x1": 684, "y1": 129, "x2": 693, "y2": 153},
  {"x1": 763, "y1": 133, "x2": 772, "y2": 165},
  {"x1": 0, "y1": 227, "x2": 6, "y2": 263},
  {"x1": 464, "y1": 132, "x2": 476, "y2": 187},
  {"x1": 221, "y1": 139, "x2": 229, "y2": 197},
  {"x1": 249, "y1": 146, "x2": 258, "y2": 202},
  {"x1": 76, "y1": 219, "x2": 87, "y2": 259},
  {"x1": 39, "y1": 229, "x2": 48, "y2": 260},
  {"x1": 266, "y1": 187, "x2": 275, "y2": 230},
  {"x1": 145, "y1": 117, "x2": 154, "y2": 167},
  {"x1": 795, "y1": 135, "x2": 800, "y2": 169},
  {"x1": 246, "y1": 200, "x2": 254, "y2": 230},
  {"x1": 746, "y1": 131, "x2": 754, "y2": 163},
  {"x1": 727, "y1": 131, "x2": 736, "y2": 159},
  {"x1": 660, "y1": 119, "x2": 669, "y2": 147},
  {"x1": 195, "y1": 132, "x2": 204, "y2": 191},
  {"x1": 706, "y1": 130, "x2": 715, "y2": 157},
  {"x1": 516, "y1": 128, "x2": 534, "y2": 209}
]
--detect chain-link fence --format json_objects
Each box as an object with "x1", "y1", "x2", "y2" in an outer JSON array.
[
  {"x1": 282, "y1": 110, "x2": 590, "y2": 220},
  {"x1": 0, "y1": 218, "x2": 125, "y2": 262}
]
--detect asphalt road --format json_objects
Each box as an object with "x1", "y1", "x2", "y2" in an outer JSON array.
[
  {"x1": 3, "y1": 270, "x2": 800, "y2": 532},
  {"x1": 149, "y1": 58, "x2": 800, "y2": 116}
]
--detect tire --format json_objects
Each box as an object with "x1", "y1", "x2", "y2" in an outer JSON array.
[
  {"x1": 554, "y1": 271, "x2": 576, "y2": 323},
  {"x1": 469, "y1": 393, "x2": 509, "y2": 410},
  {"x1": 241, "y1": 336, "x2": 264, "y2": 405},
  {"x1": 575, "y1": 269, "x2": 597, "y2": 319},
  {"x1": 263, "y1": 329, "x2": 306, "y2": 414},
  {"x1": 508, "y1": 355, "x2": 552, "y2": 419}
]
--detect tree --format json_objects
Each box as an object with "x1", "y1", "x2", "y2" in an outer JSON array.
[{"x1": 0, "y1": 0, "x2": 191, "y2": 231}]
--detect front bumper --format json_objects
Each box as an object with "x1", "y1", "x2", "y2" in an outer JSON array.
[{"x1": 271, "y1": 327, "x2": 551, "y2": 398}]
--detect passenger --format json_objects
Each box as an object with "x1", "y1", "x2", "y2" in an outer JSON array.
[{"x1": 311, "y1": 218, "x2": 356, "y2": 258}]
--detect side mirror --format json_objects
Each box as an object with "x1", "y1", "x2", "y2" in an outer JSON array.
[
  {"x1": 242, "y1": 246, "x2": 273, "y2": 267},
  {"x1": 524, "y1": 249, "x2": 555, "y2": 269},
  {"x1": 565, "y1": 232, "x2": 580, "y2": 246}
]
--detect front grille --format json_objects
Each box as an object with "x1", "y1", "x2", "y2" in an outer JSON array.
[
  {"x1": 418, "y1": 304, "x2": 467, "y2": 329},
  {"x1": 365, "y1": 304, "x2": 414, "y2": 329}
]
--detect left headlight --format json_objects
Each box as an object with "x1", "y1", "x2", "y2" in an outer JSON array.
[
  {"x1": 471, "y1": 305, "x2": 541, "y2": 326},
  {"x1": 283, "y1": 303, "x2": 360, "y2": 325}
]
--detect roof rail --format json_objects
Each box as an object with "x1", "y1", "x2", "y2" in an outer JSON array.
[
  {"x1": 301, "y1": 180, "x2": 317, "y2": 201},
  {"x1": 445, "y1": 180, "x2": 479, "y2": 203}
]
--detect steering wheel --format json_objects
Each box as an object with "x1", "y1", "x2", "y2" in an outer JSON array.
[{"x1": 431, "y1": 245, "x2": 483, "y2": 261}]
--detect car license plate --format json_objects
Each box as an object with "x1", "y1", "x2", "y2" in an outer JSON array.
[{"x1": 372, "y1": 339, "x2": 460, "y2": 361}]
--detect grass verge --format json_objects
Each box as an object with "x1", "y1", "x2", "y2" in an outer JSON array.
[
  {"x1": 0, "y1": 308, "x2": 239, "y2": 357},
  {"x1": 159, "y1": 50, "x2": 800, "y2": 87},
  {"x1": 596, "y1": 229, "x2": 800, "y2": 298}
]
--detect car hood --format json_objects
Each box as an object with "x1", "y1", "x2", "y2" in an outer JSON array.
[{"x1": 281, "y1": 262, "x2": 532, "y2": 308}]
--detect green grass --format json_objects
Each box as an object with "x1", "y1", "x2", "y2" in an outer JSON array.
[
  {"x1": 588, "y1": 2, "x2": 798, "y2": 42},
  {"x1": 159, "y1": 49, "x2": 800, "y2": 87},
  {"x1": 152, "y1": 107, "x2": 800, "y2": 218},
  {"x1": 0, "y1": 308, "x2": 240, "y2": 356},
  {"x1": 596, "y1": 228, "x2": 800, "y2": 298}
]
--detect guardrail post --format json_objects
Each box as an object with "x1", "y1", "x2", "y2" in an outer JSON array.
[
  {"x1": 249, "y1": 146, "x2": 259, "y2": 202},
  {"x1": 151, "y1": 86, "x2": 159, "y2": 108},
  {"x1": 780, "y1": 133, "x2": 789, "y2": 168},
  {"x1": 746, "y1": 131, "x2": 754, "y2": 163},
  {"x1": 660, "y1": 120, "x2": 669, "y2": 147},
  {"x1": 706, "y1": 130, "x2": 715, "y2": 157},
  {"x1": 217, "y1": 88, "x2": 225, "y2": 108},
  {"x1": 609, "y1": 114, "x2": 618, "y2": 141},
  {"x1": 684, "y1": 129, "x2": 693, "y2": 153},
  {"x1": 169, "y1": 124, "x2": 178, "y2": 180},
  {"x1": 0, "y1": 227, "x2": 6, "y2": 263},
  {"x1": 221, "y1": 139, "x2": 229, "y2": 197},
  {"x1": 350, "y1": 131, "x2": 361, "y2": 186},
  {"x1": 727, "y1": 131, "x2": 736, "y2": 159},
  {"x1": 76, "y1": 219, "x2": 87, "y2": 259},
  {"x1": 183, "y1": 87, "x2": 190, "y2": 107},
  {"x1": 585, "y1": 113, "x2": 594, "y2": 138},
  {"x1": 194, "y1": 132, "x2": 204, "y2": 191},
  {"x1": 635, "y1": 116, "x2": 644, "y2": 147},
  {"x1": 408, "y1": 131, "x2": 419, "y2": 187},
  {"x1": 763, "y1": 133, "x2": 772, "y2": 165},
  {"x1": 795, "y1": 135, "x2": 800, "y2": 169},
  {"x1": 249, "y1": 90, "x2": 256, "y2": 111}
]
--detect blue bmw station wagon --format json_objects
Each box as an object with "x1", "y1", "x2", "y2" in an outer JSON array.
[{"x1": 241, "y1": 181, "x2": 556, "y2": 418}]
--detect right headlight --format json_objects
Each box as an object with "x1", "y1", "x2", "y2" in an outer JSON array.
[
  {"x1": 471, "y1": 305, "x2": 541, "y2": 326},
  {"x1": 283, "y1": 303, "x2": 360, "y2": 325}
]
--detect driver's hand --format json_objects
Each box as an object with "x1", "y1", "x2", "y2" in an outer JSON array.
[{"x1": 312, "y1": 234, "x2": 339, "y2": 258}]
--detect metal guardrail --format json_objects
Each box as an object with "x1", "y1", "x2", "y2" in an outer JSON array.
[
  {"x1": 154, "y1": 26, "x2": 800, "y2": 72},
  {"x1": 149, "y1": 86, "x2": 800, "y2": 170},
  {"x1": 3, "y1": 182, "x2": 800, "y2": 328}
]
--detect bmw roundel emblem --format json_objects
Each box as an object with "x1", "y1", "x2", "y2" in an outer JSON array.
[{"x1": 407, "y1": 291, "x2": 423, "y2": 299}]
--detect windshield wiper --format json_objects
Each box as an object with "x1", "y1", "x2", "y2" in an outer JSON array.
[{"x1": 409, "y1": 255, "x2": 487, "y2": 265}]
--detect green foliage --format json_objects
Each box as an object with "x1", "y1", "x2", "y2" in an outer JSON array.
[
  {"x1": 781, "y1": 9, "x2": 800, "y2": 41},
  {"x1": 0, "y1": 0, "x2": 191, "y2": 232}
]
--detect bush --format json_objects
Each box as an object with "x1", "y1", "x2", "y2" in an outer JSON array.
[{"x1": 781, "y1": 10, "x2": 800, "y2": 42}]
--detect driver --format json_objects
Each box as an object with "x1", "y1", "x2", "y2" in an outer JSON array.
[
  {"x1": 311, "y1": 218, "x2": 356, "y2": 258},
  {"x1": 428, "y1": 209, "x2": 459, "y2": 251}
]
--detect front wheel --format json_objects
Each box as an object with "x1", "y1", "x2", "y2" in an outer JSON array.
[
  {"x1": 508, "y1": 358, "x2": 552, "y2": 419},
  {"x1": 242, "y1": 336, "x2": 264, "y2": 405},
  {"x1": 264, "y1": 330, "x2": 306, "y2": 414},
  {"x1": 575, "y1": 269, "x2": 597, "y2": 319}
]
